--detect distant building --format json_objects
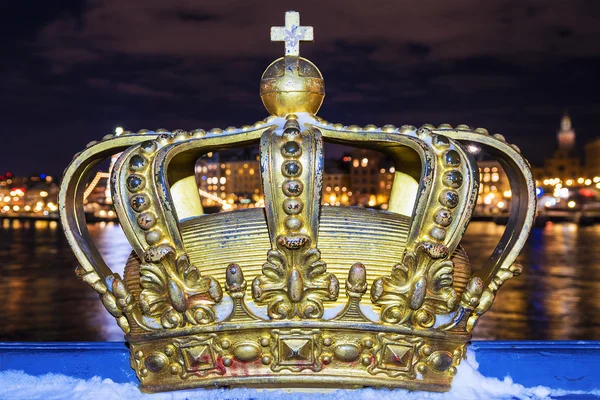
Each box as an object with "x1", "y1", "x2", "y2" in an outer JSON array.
[
  {"x1": 476, "y1": 160, "x2": 511, "y2": 214},
  {"x1": 195, "y1": 159, "x2": 262, "y2": 208},
  {"x1": 585, "y1": 138, "x2": 600, "y2": 178},
  {"x1": 323, "y1": 159, "x2": 351, "y2": 205},
  {"x1": 0, "y1": 174, "x2": 59, "y2": 214},
  {"x1": 541, "y1": 114, "x2": 583, "y2": 181},
  {"x1": 348, "y1": 149, "x2": 394, "y2": 207},
  {"x1": 222, "y1": 160, "x2": 261, "y2": 195}
]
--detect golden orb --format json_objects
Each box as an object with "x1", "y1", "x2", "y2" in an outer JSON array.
[{"x1": 260, "y1": 57, "x2": 325, "y2": 116}]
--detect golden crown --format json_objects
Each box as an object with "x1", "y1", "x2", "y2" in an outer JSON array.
[{"x1": 59, "y1": 11, "x2": 536, "y2": 393}]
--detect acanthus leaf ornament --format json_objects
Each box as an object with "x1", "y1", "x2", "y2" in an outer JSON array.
[
  {"x1": 371, "y1": 242, "x2": 458, "y2": 327},
  {"x1": 139, "y1": 245, "x2": 222, "y2": 328}
]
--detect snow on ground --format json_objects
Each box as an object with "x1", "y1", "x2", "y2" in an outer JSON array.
[{"x1": 0, "y1": 350, "x2": 597, "y2": 400}]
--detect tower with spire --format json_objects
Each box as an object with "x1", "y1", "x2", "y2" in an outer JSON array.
[
  {"x1": 543, "y1": 113, "x2": 583, "y2": 181},
  {"x1": 557, "y1": 114, "x2": 576, "y2": 155}
]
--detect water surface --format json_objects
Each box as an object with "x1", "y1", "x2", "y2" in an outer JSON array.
[{"x1": 1, "y1": 219, "x2": 598, "y2": 341}]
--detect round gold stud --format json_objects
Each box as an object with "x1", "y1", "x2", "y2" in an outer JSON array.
[
  {"x1": 140, "y1": 140, "x2": 157, "y2": 153},
  {"x1": 130, "y1": 194, "x2": 150, "y2": 212},
  {"x1": 422, "y1": 345, "x2": 433, "y2": 356},
  {"x1": 282, "y1": 160, "x2": 302, "y2": 177},
  {"x1": 144, "y1": 352, "x2": 168, "y2": 373},
  {"x1": 285, "y1": 216, "x2": 303, "y2": 231},
  {"x1": 434, "y1": 209, "x2": 453, "y2": 227},
  {"x1": 137, "y1": 212, "x2": 156, "y2": 230},
  {"x1": 430, "y1": 226, "x2": 446, "y2": 241},
  {"x1": 164, "y1": 345, "x2": 175, "y2": 357},
  {"x1": 170, "y1": 363, "x2": 182, "y2": 375},
  {"x1": 283, "y1": 198, "x2": 303, "y2": 215},
  {"x1": 129, "y1": 154, "x2": 148, "y2": 172},
  {"x1": 145, "y1": 229, "x2": 163, "y2": 245},
  {"x1": 439, "y1": 190, "x2": 459, "y2": 209}
]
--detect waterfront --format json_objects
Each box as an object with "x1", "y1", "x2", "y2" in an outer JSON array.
[{"x1": 1, "y1": 218, "x2": 599, "y2": 342}]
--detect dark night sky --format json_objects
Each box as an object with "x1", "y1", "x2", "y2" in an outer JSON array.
[{"x1": 2, "y1": 0, "x2": 600, "y2": 176}]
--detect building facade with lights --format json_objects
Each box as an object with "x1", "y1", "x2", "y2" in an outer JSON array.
[
  {"x1": 541, "y1": 114, "x2": 583, "y2": 182},
  {"x1": 475, "y1": 160, "x2": 511, "y2": 214},
  {"x1": 348, "y1": 149, "x2": 394, "y2": 207},
  {"x1": 585, "y1": 138, "x2": 600, "y2": 178}
]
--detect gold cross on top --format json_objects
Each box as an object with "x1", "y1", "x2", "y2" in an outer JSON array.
[{"x1": 270, "y1": 11, "x2": 313, "y2": 57}]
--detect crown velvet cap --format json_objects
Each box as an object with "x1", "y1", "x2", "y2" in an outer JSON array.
[{"x1": 59, "y1": 11, "x2": 536, "y2": 393}]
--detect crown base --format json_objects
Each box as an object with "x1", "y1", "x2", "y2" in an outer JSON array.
[
  {"x1": 140, "y1": 374, "x2": 452, "y2": 393},
  {"x1": 129, "y1": 322, "x2": 469, "y2": 393}
]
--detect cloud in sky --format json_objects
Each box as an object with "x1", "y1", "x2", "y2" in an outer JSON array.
[{"x1": 2, "y1": 0, "x2": 600, "y2": 174}]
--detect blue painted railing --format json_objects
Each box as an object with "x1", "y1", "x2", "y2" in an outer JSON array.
[{"x1": 1, "y1": 341, "x2": 599, "y2": 392}]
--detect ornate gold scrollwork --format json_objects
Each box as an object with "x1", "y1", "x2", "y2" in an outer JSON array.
[
  {"x1": 139, "y1": 245, "x2": 222, "y2": 328},
  {"x1": 371, "y1": 242, "x2": 457, "y2": 327},
  {"x1": 252, "y1": 116, "x2": 338, "y2": 319},
  {"x1": 252, "y1": 246, "x2": 338, "y2": 319}
]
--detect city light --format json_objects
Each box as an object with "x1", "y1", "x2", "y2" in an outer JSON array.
[
  {"x1": 568, "y1": 201, "x2": 576, "y2": 208},
  {"x1": 467, "y1": 144, "x2": 481, "y2": 154},
  {"x1": 115, "y1": 126, "x2": 124, "y2": 135}
]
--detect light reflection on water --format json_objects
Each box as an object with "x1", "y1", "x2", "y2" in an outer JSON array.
[{"x1": 1, "y1": 219, "x2": 599, "y2": 341}]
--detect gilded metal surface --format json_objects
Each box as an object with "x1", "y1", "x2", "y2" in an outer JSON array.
[{"x1": 59, "y1": 11, "x2": 536, "y2": 393}]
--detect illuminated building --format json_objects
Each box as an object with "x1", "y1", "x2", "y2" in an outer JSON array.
[
  {"x1": 476, "y1": 160, "x2": 510, "y2": 214},
  {"x1": 542, "y1": 114, "x2": 583, "y2": 182},
  {"x1": 0, "y1": 174, "x2": 59, "y2": 216},
  {"x1": 222, "y1": 160, "x2": 261, "y2": 195},
  {"x1": 323, "y1": 160, "x2": 351, "y2": 205},
  {"x1": 585, "y1": 138, "x2": 600, "y2": 178},
  {"x1": 196, "y1": 159, "x2": 262, "y2": 208},
  {"x1": 348, "y1": 149, "x2": 394, "y2": 207}
]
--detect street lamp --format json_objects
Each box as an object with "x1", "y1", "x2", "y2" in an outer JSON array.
[{"x1": 115, "y1": 126, "x2": 124, "y2": 135}]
